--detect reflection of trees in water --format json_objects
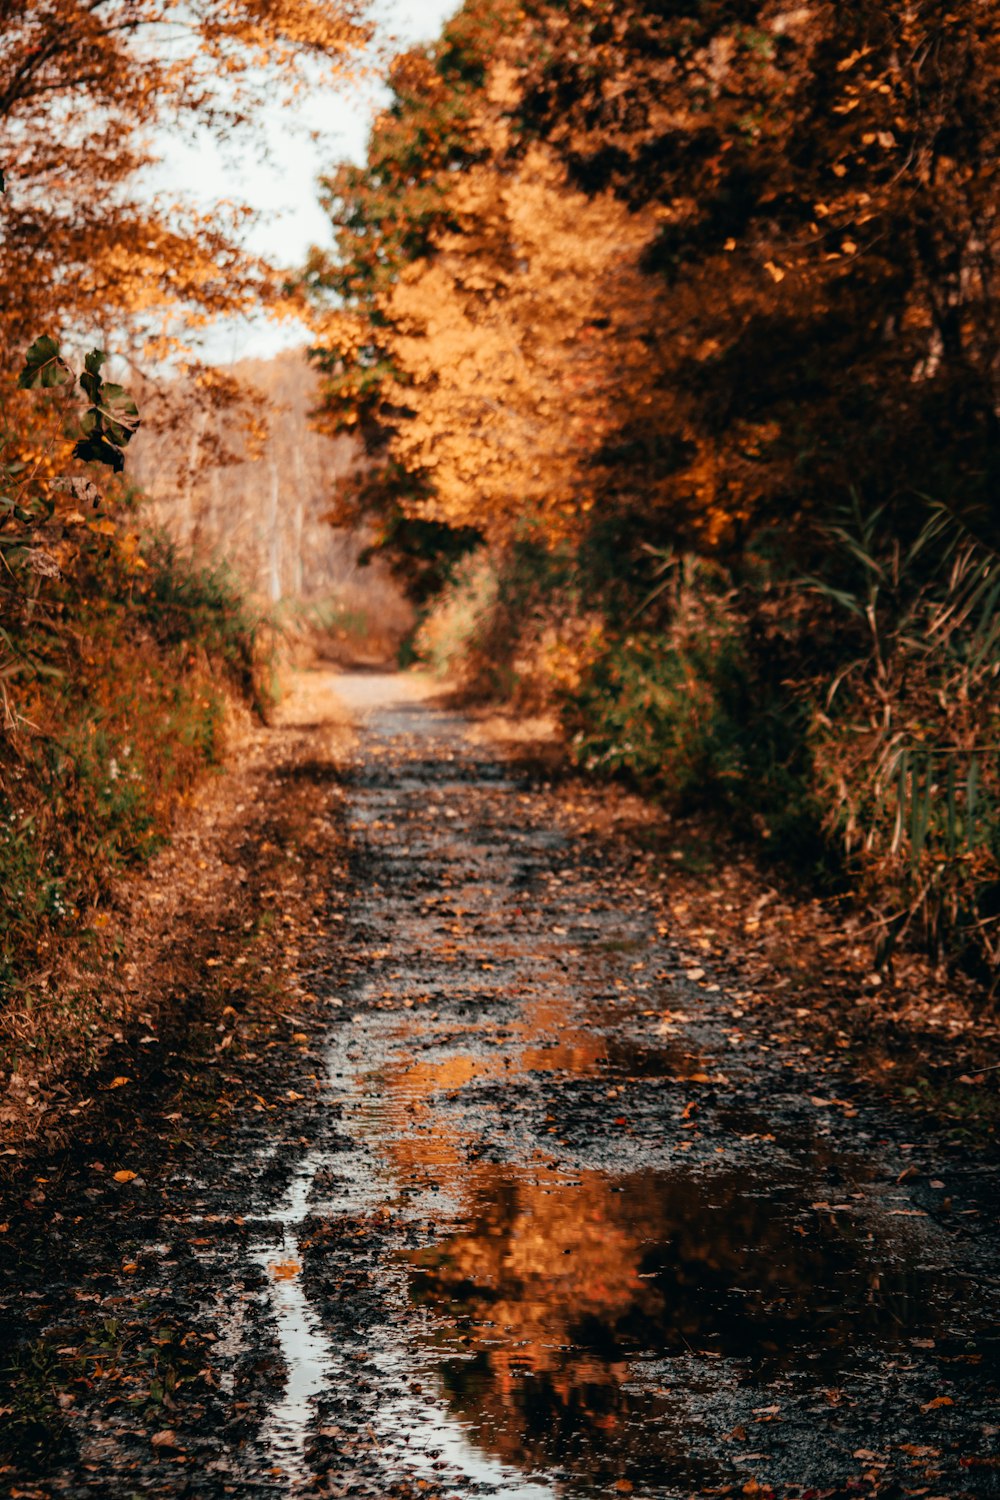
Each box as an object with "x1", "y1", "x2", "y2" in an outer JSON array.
[
  {"x1": 438, "y1": 1349, "x2": 696, "y2": 1490},
  {"x1": 408, "y1": 1165, "x2": 941, "y2": 1483}
]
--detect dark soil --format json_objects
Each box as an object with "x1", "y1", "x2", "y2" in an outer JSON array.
[{"x1": 1, "y1": 670, "x2": 998, "y2": 1499}]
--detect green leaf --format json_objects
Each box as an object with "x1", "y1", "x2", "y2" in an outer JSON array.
[
  {"x1": 891, "y1": 748, "x2": 908, "y2": 856},
  {"x1": 18, "y1": 335, "x2": 73, "y2": 390},
  {"x1": 946, "y1": 756, "x2": 957, "y2": 856},
  {"x1": 101, "y1": 388, "x2": 140, "y2": 447},
  {"x1": 105, "y1": 420, "x2": 138, "y2": 448}
]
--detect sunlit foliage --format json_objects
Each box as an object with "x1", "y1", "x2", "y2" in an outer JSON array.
[
  {"x1": 310, "y1": 0, "x2": 1000, "y2": 974},
  {"x1": 311, "y1": 0, "x2": 999, "y2": 566},
  {"x1": 0, "y1": 0, "x2": 370, "y2": 362}
]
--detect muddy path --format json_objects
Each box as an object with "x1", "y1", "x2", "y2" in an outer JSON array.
[{"x1": 2, "y1": 672, "x2": 999, "y2": 1498}]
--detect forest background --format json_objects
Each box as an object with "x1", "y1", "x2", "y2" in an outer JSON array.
[
  {"x1": 0, "y1": 0, "x2": 998, "y2": 1083},
  {"x1": 308, "y1": 0, "x2": 1000, "y2": 984}
]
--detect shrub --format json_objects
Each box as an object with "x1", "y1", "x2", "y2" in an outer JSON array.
[
  {"x1": 807, "y1": 503, "x2": 1000, "y2": 974},
  {"x1": 0, "y1": 537, "x2": 267, "y2": 1021},
  {"x1": 413, "y1": 529, "x2": 601, "y2": 705}
]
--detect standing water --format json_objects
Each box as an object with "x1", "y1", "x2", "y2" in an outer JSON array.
[{"x1": 251, "y1": 672, "x2": 999, "y2": 1497}]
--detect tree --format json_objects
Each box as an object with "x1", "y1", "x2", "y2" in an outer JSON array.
[
  {"x1": 510, "y1": 0, "x2": 1000, "y2": 554},
  {"x1": 311, "y1": 0, "x2": 1000, "y2": 582},
  {"x1": 0, "y1": 0, "x2": 371, "y2": 364}
]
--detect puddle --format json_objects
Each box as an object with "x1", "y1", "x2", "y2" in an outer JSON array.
[
  {"x1": 251, "y1": 1159, "x2": 355, "y2": 1481},
  {"x1": 251, "y1": 678, "x2": 1000, "y2": 1497},
  {"x1": 398, "y1": 1160, "x2": 975, "y2": 1492},
  {"x1": 259, "y1": 1255, "x2": 331, "y2": 1469}
]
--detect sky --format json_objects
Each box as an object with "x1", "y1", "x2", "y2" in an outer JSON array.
[{"x1": 149, "y1": 0, "x2": 458, "y2": 363}]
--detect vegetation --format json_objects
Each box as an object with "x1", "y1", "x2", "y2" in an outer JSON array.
[
  {"x1": 0, "y1": 337, "x2": 271, "y2": 1070},
  {"x1": 0, "y1": 0, "x2": 369, "y2": 364},
  {"x1": 0, "y1": 2, "x2": 374, "y2": 1068},
  {"x1": 309, "y1": 0, "x2": 1000, "y2": 980}
]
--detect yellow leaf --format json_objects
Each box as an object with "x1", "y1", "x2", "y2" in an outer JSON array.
[{"x1": 113, "y1": 1169, "x2": 137, "y2": 1183}]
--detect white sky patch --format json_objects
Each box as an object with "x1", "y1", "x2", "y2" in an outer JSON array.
[{"x1": 147, "y1": 0, "x2": 458, "y2": 362}]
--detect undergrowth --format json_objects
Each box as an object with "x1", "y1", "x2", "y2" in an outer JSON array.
[
  {"x1": 414, "y1": 502, "x2": 1000, "y2": 982},
  {"x1": 0, "y1": 535, "x2": 269, "y2": 1064}
]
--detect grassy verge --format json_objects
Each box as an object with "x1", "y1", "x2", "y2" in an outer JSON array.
[
  {"x1": 0, "y1": 534, "x2": 271, "y2": 1080},
  {"x1": 412, "y1": 504, "x2": 1000, "y2": 985}
]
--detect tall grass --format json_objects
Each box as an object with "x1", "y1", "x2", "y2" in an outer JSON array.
[
  {"x1": 414, "y1": 501, "x2": 999, "y2": 980},
  {"x1": 808, "y1": 502, "x2": 1000, "y2": 974}
]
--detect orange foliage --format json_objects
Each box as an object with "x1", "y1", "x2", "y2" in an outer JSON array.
[
  {"x1": 382, "y1": 149, "x2": 654, "y2": 541},
  {"x1": 0, "y1": 0, "x2": 371, "y2": 363},
  {"x1": 311, "y1": 0, "x2": 1000, "y2": 574}
]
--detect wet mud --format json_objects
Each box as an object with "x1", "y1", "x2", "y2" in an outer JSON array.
[{"x1": 2, "y1": 673, "x2": 999, "y2": 1497}]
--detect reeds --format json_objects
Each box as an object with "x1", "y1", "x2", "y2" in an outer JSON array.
[{"x1": 812, "y1": 502, "x2": 1000, "y2": 975}]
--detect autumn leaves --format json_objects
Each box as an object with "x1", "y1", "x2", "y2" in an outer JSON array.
[
  {"x1": 310, "y1": 0, "x2": 999, "y2": 565},
  {"x1": 305, "y1": 0, "x2": 1000, "y2": 973}
]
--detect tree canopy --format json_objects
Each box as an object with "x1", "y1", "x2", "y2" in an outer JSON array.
[
  {"x1": 309, "y1": 0, "x2": 1000, "y2": 577},
  {"x1": 0, "y1": 0, "x2": 371, "y2": 363}
]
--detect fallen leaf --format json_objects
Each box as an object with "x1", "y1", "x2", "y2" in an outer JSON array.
[
  {"x1": 151, "y1": 1429, "x2": 179, "y2": 1449},
  {"x1": 113, "y1": 1169, "x2": 137, "y2": 1183},
  {"x1": 107, "y1": 1076, "x2": 130, "y2": 1090},
  {"x1": 270, "y1": 1259, "x2": 301, "y2": 1281},
  {"x1": 920, "y1": 1396, "x2": 954, "y2": 1412}
]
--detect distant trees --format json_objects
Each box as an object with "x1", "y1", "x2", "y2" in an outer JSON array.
[{"x1": 130, "y1": 350, "x2": 379, "y2": 605}]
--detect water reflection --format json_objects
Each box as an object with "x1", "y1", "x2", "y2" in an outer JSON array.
[{"x1": 405, "y1": 1163, "x2": 952, "y2": 1490}]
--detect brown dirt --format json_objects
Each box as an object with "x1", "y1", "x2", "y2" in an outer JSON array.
[
  {"x1": 0, "y1": 667, "x2": 356, "y2": 1165},
  {"x1": 0, "y1": 669, "x2": 997, "y2": 1500}
]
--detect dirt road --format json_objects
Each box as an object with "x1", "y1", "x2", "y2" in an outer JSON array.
[{"x1": 2, "y1": 672, "x2": 998, "y2": 1498}]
